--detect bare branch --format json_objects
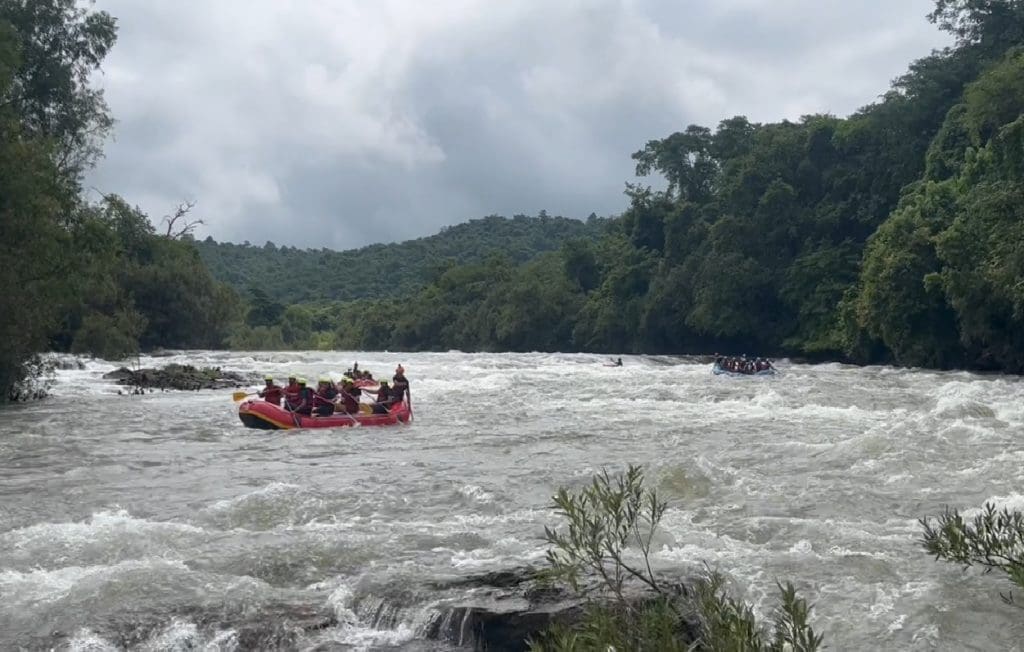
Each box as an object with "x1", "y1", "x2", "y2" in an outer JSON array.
[{"x1": 161, "y1": 200, "x2": 203, "y2": 239}]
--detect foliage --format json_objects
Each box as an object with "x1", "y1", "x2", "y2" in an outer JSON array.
[
  {"x1": 532, "y1": 465, "x2": 823, "y2": 652},
  {"x1": 0, "y1": 0, "x2": 117, "y2": 177},
  {"x1": 694, "y1": 571, "x2": 823, "y2": 652},
  {"x1": 543, "y1": 466, "x2": 666, "y2": 600},
  {"x1": 0, "y1": 2, "x2": 87, "y2": 398},
  {"x1": 921, "y1": 502, "x2": 1024, "y2": 604},
  {"x1": 195, "y1": 213, "x2": 609, "y2": 304},
  {"x1": 0, "y1": 0, "x2": 244, "y2": 396},
  {"x1": 5, "y1": 354, "x2": 54, "y2": 401}
]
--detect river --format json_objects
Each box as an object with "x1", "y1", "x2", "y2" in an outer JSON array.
[{"x1": 1, "y1": 351, "x2": 1022, "y2": 650}]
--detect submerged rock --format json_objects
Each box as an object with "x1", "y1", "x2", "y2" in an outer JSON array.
[
  {"x1": 102, "y1": 363, "x2": 256, "y2": 391},
  {"x1": 420, "y1": 566, "x2": 700, "y2": 651}
]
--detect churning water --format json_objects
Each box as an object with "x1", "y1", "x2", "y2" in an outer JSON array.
[{"x1": 2, "y1": 351, "x2": 1023, "y2": 650}]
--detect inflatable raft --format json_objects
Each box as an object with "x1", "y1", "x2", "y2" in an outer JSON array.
[
  {"x1": 238, "y1": 399, "x2": 412, "y2": 430},
  {"x1": 712, "y1": 363, "x2": 776, "y2": 377}
]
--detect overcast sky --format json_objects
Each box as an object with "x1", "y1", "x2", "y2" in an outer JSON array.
[{"x1": 85, "y1": 0, "x2": 952, "y2": 250}]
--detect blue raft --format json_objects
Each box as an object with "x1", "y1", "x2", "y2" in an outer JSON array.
[{"x1": 712, "y1": 362, "x2": 777, "y2": 377}]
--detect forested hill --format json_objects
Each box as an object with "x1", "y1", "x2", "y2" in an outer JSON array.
[{"x1": 194, "y1": 213, "x2": 608, "y2": 303}]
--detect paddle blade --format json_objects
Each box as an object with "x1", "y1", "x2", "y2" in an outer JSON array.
[
  {"x1": 359, "y1": 403, "x2": 372, "y2": 414},
  {"x1": 233, "y1": 391, "x2": 250, "y2": 402}
]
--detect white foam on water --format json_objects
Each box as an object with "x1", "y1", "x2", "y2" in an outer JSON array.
[
  {"x1": 456, "y1": 484, "x2": 495, "y2": 504},
  {"x1": 138, "y1": 618, "x2": 202, "y2": 652},
  {"x1": 320, "y1": 582, "x2": 418, "y2": 650},
  {"x1": 66, "y1": 629, "x2": 119, "y2": 652},
  {"x1": 0, "y1": 510, "x2": 211, "y2": 582},
  {"x1": 2, "y1": 509, "x2": 204, "y2": 558},
  {"x1": 0, "y1": 558, "x2": 191, "y2": 606},
  {"x1": 789, "y1": 539, "x2": 814, "y2": 555},
  {"x1": 963, "y1": 492, "x2": 1024, "y2": 517},
  {"x1": 204, "y1": 482, "x2": 304, "y2": 512}
]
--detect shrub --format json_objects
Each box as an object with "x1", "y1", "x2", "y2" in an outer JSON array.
[{"x1": 532, "y1": 465, "x2": 823, "y2": 651}]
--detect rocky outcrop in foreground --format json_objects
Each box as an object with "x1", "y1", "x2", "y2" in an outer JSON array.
[
  {"x1": 103, "y1": 363, "x2": 256, "y2": 391},
  {"x1": 418, "y1": 567, "x2": 699, "y2": 650}
]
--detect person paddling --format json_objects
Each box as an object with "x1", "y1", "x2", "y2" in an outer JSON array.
[
  {"x1": 372, "y1": 380, "x2": 392, "y2": 414},
  {"x1": 337, "y1": 378, "x2": 360, "y2": 415},
  {"x1": 283, "y1": 375, "x2": 302, "y2": 410},
  {"x1": 257, "y1": 375, "x2": 283, "y2": 406},
  {"x1": 312, "y1": 376, "x2": 338, "y2": 416},
  {"x1": 289, "y1": 378, "x2": 314, "y2": 416},
  {"x1": 391, "y1": 365, "x2": 409, "y2": 403}
]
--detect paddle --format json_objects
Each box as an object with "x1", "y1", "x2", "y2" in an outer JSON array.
[{"x1": 233, "y1": 390, "x2": 257, "y2": 401}]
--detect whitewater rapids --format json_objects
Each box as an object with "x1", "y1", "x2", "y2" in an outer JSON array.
[{"x1": 1, "y1": 351, "x2": 1023, "y2": 650}]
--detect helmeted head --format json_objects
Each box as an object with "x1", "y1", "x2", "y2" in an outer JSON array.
[
  {"x1": 318, "y1": 376, "x2": 331, "y2": 386},
  {"x1": 287, "y1": 375, "x2": 297, "y2": 384},
  {"x1": 297, "y1": 378, "x2": 307, "y2": 386},
  {"x1": 264, "y1": 375, "x2": 274, "y2": 385},
  {"x1": 380, "y1": 380, "x2": 389, "y2": 387}
]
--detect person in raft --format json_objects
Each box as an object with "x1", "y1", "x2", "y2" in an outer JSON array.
[
  {"x1": 336, "y1": 378, "x2": 360, "y2": 415},
  {"x1": 312, "y1": 377, "x2": 338, "y2": 416},
  {"x1": 288, "y1": 378, "x2": 314, "y2": 415},
  {"x1": 257, "y1": 375, "x2": 283, "y2": 406},
  {"x1": 390, "y1": 365, "x2": 409, "y2": 403},
  {"x1": 372, "y1": 380, "x2": 393, "y2": 414},
  {"x1": 282, "y1": 374, "x2": 301, "y2": 410}
]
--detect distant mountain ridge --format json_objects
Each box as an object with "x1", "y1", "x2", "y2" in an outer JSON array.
[{"x1": 195, "y1": 213, "x2": 608, "y2": 303}]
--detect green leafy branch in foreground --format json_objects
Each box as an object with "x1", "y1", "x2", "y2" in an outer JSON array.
[
  {"x1": 531, "y1": 465, "x2": 823, "y2": 651},
  {"x1": 921, "y1": 503, "x2": 1024, "y2": 604}
]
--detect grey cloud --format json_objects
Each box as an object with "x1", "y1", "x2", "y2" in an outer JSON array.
[{"x1": 86, "y1": 0, "x2": 951, "y2": 249}]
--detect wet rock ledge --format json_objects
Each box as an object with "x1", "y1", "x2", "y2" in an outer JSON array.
[
  {"x1": 103, "y1": 363, "x2": 256, "y2": 391},
  {"x1": 420, "y1": 567, "x2": 700, "y2": 651}
]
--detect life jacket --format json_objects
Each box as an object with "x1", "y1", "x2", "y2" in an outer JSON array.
[
  {"x1": 283, "y1": 382, "x2": 301, "y2": 406},
  {"x1": 390, "y1": 385, "x2": 406, "y2": 403},
  {"x1": 260, "y1": 384, "x2": 284, "y2": 406},
  {"x1": 341, "y1": 391, "x2": 359, "y2": 414},
  {"x1": 313, "y1": 386, "x2": 337, "y2": 408}
]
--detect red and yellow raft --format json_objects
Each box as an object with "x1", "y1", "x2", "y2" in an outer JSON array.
[{"x1": 238, "y1": 399, "x2": 412, "y2": 430}]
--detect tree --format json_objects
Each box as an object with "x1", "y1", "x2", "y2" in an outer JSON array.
[
  {"x1": 632, "y1": 125, "x2": 717, "y2": 202},
  {"x1": 0, "y1": 0, "x2": 117, "y2": 177},
  {"x1": 929, "y1": 0, "x2": 1024, "y2": 55},
  {"x1": 246, "y1": 287, "x2": 285, "y2": 327},
  {"x1": 161, "y1": 200, "x2": 203, "y2": 239}
]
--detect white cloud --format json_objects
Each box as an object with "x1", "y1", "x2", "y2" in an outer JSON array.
[{"x1": 86, "y1": 0, "x2": 952, "y2": 249}]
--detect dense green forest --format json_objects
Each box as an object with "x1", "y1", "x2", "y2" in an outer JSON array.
[
  {"x1": 0, "y1": 0, "x2": 240, "y2": 398},
  {"x1": 2, "y1": 0, "x2": 1024, "y2": 400},
  {"x1": 242, "y1": 1, "x2": 1024, "y2": 371},
  {"x1": 195, "y1": 212, "x2": 608, "y2": 303}
]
